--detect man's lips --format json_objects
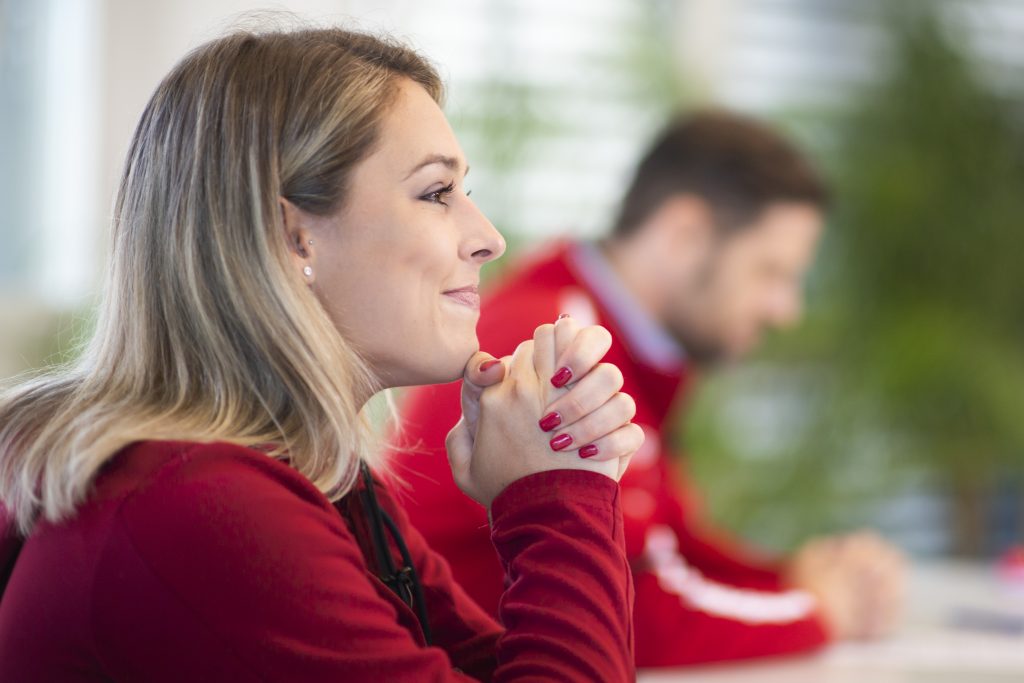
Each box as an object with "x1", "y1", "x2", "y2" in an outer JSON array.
[{"x1": 442, "y1": 286, "x2": 480, "y2": 309}]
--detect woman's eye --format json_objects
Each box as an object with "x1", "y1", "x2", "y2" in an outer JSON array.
[{"x1": 422, "y1": 181, "x2": 456, "y2": 207}]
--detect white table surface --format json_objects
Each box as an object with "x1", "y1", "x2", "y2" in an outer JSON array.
[{"x1": 638, "y1": 562, "x2": 1024, "y2": 683}]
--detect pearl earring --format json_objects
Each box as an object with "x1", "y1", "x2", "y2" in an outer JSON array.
[{"x1": 303, "y1": 266, "x2": 313, "y2": 277}]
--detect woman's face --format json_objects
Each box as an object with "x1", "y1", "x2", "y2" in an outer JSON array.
[{"x1": 302, "y1": 78, "x2": 505, "y2": 389}]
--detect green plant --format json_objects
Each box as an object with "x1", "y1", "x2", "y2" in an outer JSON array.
[{"x1": 686, "y1": 4, "x2": 1024, "y2": 557}]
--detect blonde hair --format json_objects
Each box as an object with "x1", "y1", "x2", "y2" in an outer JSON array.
[{"x1": 0, "y1": 26, "x2": 443, "y2": 533}]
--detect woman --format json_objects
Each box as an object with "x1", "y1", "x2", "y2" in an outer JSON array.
[{"x1": 0, "y1": 26, "x2": 643, "y2": 681}]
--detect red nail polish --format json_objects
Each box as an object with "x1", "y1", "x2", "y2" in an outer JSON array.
[
  {"x1": 479, "y1": 359, "x2": 500, "y2": 372},
  {"x1": 550, "y1": 433, "x2": 573, "y2": 451},
  {"x1": 550, "y1": 366, "x2": 573, "y2": 388},
  {"x1": 538, "y1": 412, "x2": 562, "y2": 432},
  {"x1": 579, "y1": 444, "x2": 599, "y2": 459}
]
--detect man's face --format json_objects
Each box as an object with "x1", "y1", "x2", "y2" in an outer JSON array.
[{"x1": 664, "y1": 202, "x2": 823, "y2": 365}]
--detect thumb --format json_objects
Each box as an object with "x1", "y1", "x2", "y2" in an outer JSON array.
[
  {"x1": 464, "y1": 351, "x2": 506, "y2": 388},
  {"x1": 460, "y1": 352, "x2": 506, "y2": 424}
]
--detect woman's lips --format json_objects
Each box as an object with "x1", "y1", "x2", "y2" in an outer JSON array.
[{"x1": 443, "y1": 286, "x2": 480, "y2": 310}]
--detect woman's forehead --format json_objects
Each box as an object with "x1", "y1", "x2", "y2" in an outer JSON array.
[{"x1": 367, "y1": 79, "x2": 465, "y2": 180}]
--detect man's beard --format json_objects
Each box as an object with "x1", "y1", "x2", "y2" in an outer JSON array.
[
  {"x1": 664, "y1": 251, "x2": 733, "y2": 369},
  {"x1": 666, "y1": 320, "x2": 730, "y2": 369}
]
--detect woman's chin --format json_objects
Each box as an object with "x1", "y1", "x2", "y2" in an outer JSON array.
[
  {"x1": 394, "y1": 346, "x2": 479, "y2": 388},
  {"x1": 411, "y1": 366, "x2": 467, "y2": 387},
  {"x1": 445, "y1": 343, "x2": 482, "y2": 381}
]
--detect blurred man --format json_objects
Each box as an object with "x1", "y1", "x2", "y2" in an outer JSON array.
[{"x1": 390, "y1": 111, "x2": 905, "y2": 667}]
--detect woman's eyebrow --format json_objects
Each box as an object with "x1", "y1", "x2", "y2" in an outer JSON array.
[{"x1": 403, "y1": 153, "x2": 468, "y2": 180}]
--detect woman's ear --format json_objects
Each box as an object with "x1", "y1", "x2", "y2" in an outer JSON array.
[{"x1": 279, "y1": 197, "x2": 316, "y2": 283}]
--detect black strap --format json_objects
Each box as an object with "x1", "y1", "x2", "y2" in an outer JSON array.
[
  {"x1": 358, "y1": 461, "x2": 433, "y2": 646},
  {"x1": 0, "y1": 532, "x2": 24, "y2": 599}
]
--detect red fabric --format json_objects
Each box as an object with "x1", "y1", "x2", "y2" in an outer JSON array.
[
  {"x1": 390, "y1": 241, "x2": 830, "y2": 667},
  {"x1": 0, "y1": 439, "x2": 634, "y2": 681}
]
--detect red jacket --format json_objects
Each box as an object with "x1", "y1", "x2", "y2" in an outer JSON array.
[
  {"x1": 390, "y1": 241, "x2": 830, "y2": 667},
  {"x1": 0, "y1": 439, "x2": 635, "y2": 681}
]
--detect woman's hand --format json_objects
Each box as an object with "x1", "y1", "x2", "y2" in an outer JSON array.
[{"x1": 447, "y1": 317, "x2": 643, "y2": 508}]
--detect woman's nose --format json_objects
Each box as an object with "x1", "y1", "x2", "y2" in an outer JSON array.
[{"x1": 461, "y1": 199, "x2": 506, "y2": 264}]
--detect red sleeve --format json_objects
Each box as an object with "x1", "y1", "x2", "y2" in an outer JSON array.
[
  {"x1": 490, "y1": 470, "x2": 635, "y2": 682},
  {"x1": 656, "y1": 458, "x2": 788, "y2": 590},
  {"x1": 632, "y1": 571, "x2": 828, "y2": 667},
  {"x1": 94, "y1": 443, "x2": 633, "y2": 681},
  {"x1": 620, "y1": 459, "x2": 830, "y2": 667}
]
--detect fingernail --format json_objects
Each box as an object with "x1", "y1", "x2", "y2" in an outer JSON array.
[
  {"x1": 550, "y1": 366, "x2": 573, "y2": 388},
  {"x1": 479, "y1": 359, "x2": 500, "y2": 372},
  {"x1": 549, "y1": 433, "x2": 573, "y2": 451},
  {"x1": 579, "y1": 444, "x2": 599, "y2": 459},
  {"x1": 538, "y1": 412, "x2": 562, "y2": 432},
  {"x1": 556, "y1": 313, "x2": 571, "y2": 321}
]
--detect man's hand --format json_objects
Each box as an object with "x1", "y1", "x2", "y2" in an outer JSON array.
[{"x1": 786, "y1": 531, "x2": 906, "y2": 640}]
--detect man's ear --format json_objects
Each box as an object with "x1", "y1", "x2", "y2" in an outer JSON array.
[
  {"x1": 641, "y1": 194, "x2": 720, "y2": 295},
  {"x1": 654, "y1": 194, "x2": 716, "y2": 251},
  {"x1": 279, "y1": 197, "x2": 316, "y2": 282}
]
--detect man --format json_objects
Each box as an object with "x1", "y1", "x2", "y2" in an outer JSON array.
[{"x1": 389, "y1": 110, "x2": 905, "y2": 667}]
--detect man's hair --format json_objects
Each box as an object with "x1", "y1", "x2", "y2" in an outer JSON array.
[{"x1": 611, "y1": 109, "x2": 830, "y2": 238}]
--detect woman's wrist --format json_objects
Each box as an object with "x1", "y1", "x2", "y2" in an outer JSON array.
[{"x1": 488, "y1": 468, "x2": 619, "y2": 524}]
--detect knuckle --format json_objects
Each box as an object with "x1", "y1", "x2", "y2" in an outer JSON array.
[
  {"x1": 505, "y1": 377, "x2": 524, "y2": 400},
  {"x1": 580, "y1": 325, "x2": 612, "y2": 353},
  {"x1": 479, "y1": 387, "x2": 502, "y2": 409},
  {"x1": 603, "y1": 434, "x2": 626, "y2": 459},
  {"x1": 533, "y1": 323, "x2": 555, "y2": 339},
  {"x1": 598, "y1": 362, "x2": 624, "y2": 390},
  {"x1": 592, "y1": 324, "x2": 612, "y2": 343},
  {"x1": 617, "y1": 392, "x2": 637, "y2": 420},
  {"x1": 564, "y1": 392, "x2": 588, "y2": 420},
  {"x1": 625, "y1": 422, "x2": 645, "y2": 449},
  {"x1": 556, "y1": 316, "x2": 579, "y2": 334},
  {"x1": 511, "y1": 383, "x2": 531, "y2": 403}
]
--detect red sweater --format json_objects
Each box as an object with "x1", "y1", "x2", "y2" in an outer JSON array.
[
  {"x1": 0, "y1": 439, "x2": 635, "y2": 681},
  {"x1": 390, "y1": 241, "x2": 830, "y2": 667}
]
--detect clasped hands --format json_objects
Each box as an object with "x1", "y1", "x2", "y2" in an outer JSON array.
[
  {"x1": 446, "y1": 316, "x2": 644, "y2": 509},
  {"x1": 787, "y1": 530, "x2": 907, "y2": 640}
]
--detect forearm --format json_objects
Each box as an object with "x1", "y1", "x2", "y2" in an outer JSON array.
[{"x1": 489, "y1": 470, "x2": 634, "y2": 682}]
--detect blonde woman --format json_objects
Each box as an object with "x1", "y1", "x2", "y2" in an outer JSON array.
[{"x1": 0, "y1": 27, "x2": 643, "y2": 682}]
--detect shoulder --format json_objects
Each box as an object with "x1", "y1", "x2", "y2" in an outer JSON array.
[
  {"x1": 92, "y1": 440, "x2": 326, "y2": 516},
  {"x1": 108, "y1": 440, "x2": 344, "y2": 543},
  {"x1": 87, "y1": 440, "x2": 359, "y2": 597},
  {"x1": 86, "y1": 443, "x2": 397, "y2": 678},
  {"x1": 96, "y1": 440, "x2": 365, "y2": 624}
]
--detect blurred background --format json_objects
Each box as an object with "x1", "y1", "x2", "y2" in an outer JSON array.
[{"x1": 2, "y1": 0, "x2": 1022, "y2": 559}]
